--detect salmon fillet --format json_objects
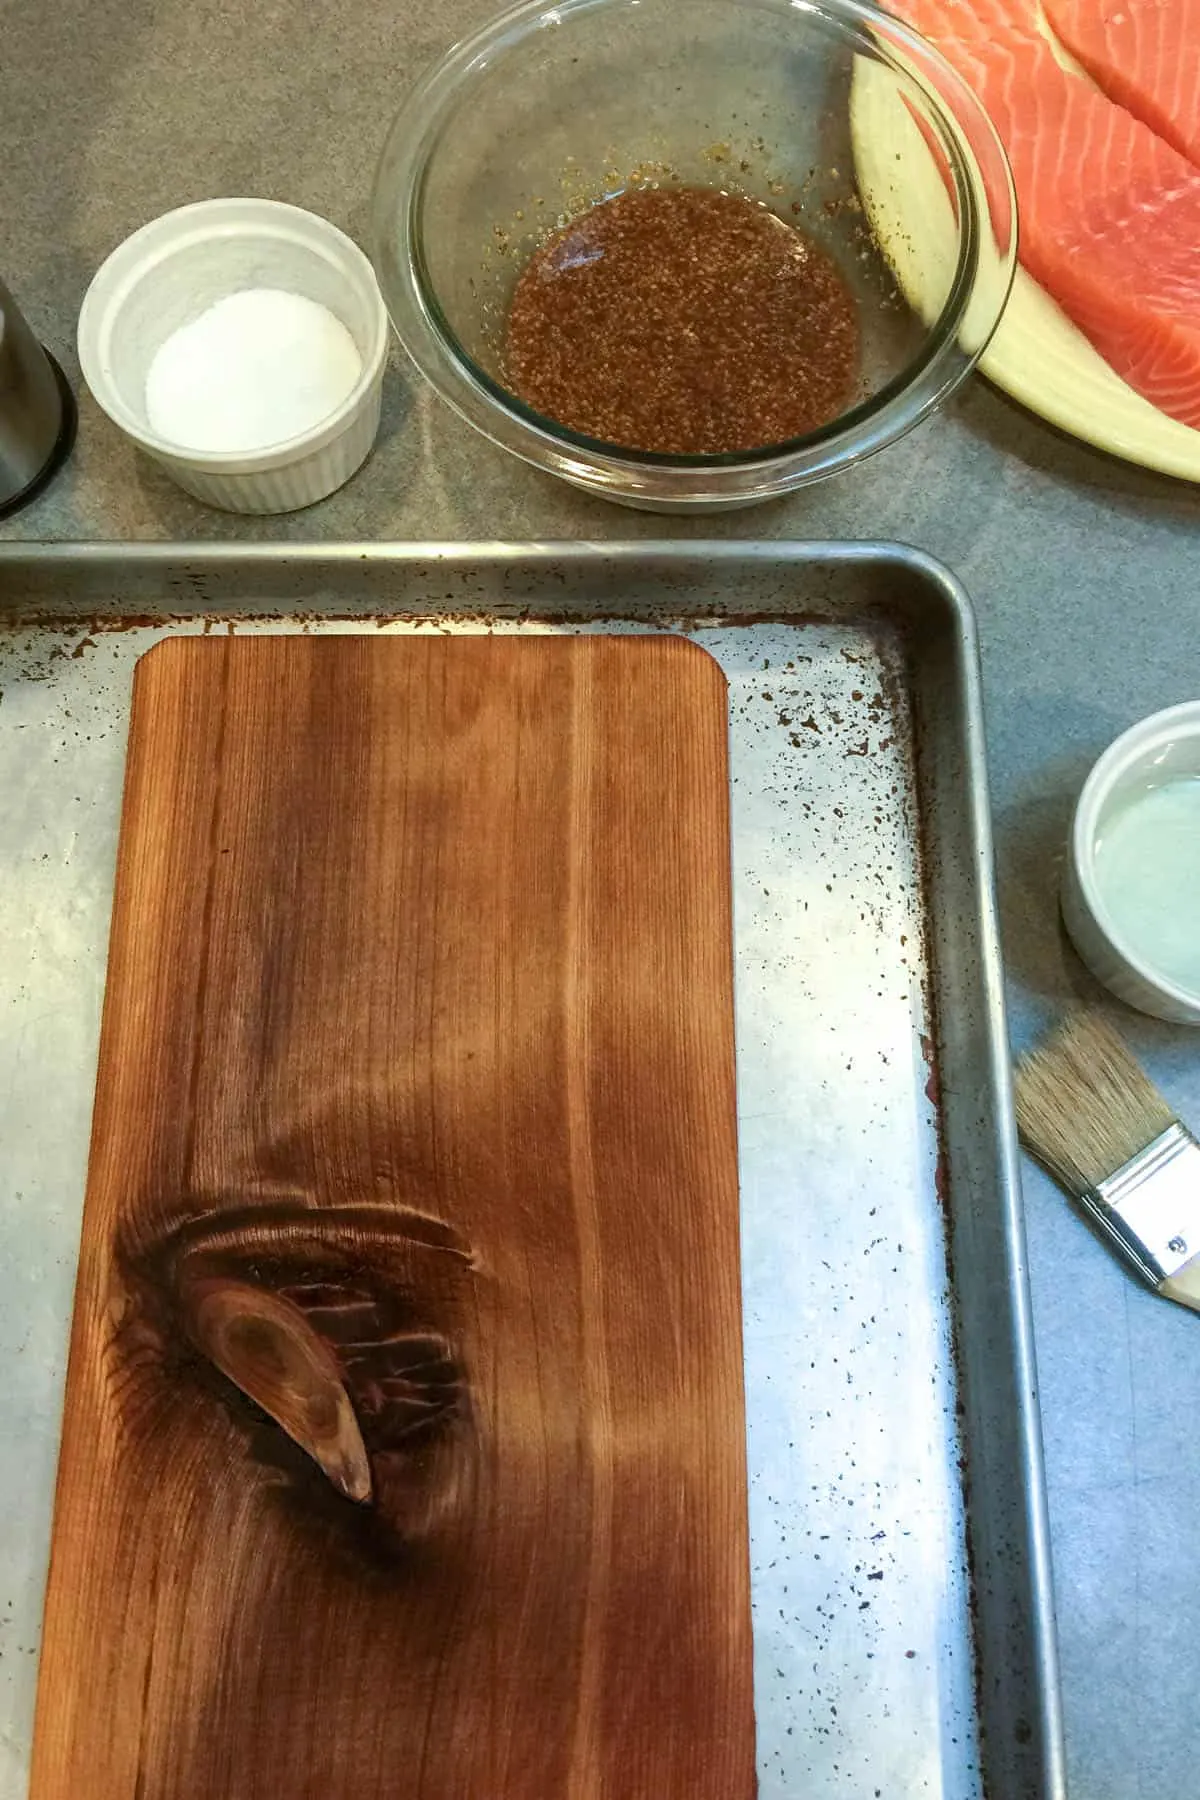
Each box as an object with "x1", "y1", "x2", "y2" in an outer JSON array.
[
  {"x1": 1042, "y1": 0, "x2": 1200, "y2": 167},
  {"x1": 890, "y1": 0, "x2": 1200, "y2": 427}
]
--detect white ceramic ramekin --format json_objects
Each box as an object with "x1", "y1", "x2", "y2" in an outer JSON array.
[
  {"x1": 78, "y1": 198, "x2": 389, "y2": 514},
  {"x1": 1062, "y1": 701, "x2": 1200, "y2": 1024}
]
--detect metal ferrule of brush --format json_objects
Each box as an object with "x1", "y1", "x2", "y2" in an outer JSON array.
[{"x1": 1085, "y1": 1124, "x2": 1200, "y2": 1288}]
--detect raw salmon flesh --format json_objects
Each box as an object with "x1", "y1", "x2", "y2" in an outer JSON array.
[
  {"x1": 889, "y1": 0, "x2": 1200, "y2": 428},
  {"x1": 1042, "y1": 0, "x2": 1200, "y2": 166}
]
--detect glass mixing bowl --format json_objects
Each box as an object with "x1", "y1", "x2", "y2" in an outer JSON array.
[{"x1": 372, "y1": 0, "x2": 1015, "y2": 511}]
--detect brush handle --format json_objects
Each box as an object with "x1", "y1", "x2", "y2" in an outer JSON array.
[{"x1": 1161, "y1": 1254, "x2": 1200, "y2": 1314}]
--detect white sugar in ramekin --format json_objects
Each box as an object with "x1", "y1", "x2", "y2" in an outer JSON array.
[{"x1": 78, "y1": 198, "x2": 389, "y2": 514}]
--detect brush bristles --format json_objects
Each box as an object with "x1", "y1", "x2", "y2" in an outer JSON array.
[{"x1": 1014, "y1": 1011, "x2": 1177, "y2": 1197}]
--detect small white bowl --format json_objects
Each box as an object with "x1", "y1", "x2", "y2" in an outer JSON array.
[
  {"x1": 78, "y1": 198, "x2": 389, "y2": 514},
  {"x1": 1062, "y1": 701, "x2": 1200, "y2": 1024}
]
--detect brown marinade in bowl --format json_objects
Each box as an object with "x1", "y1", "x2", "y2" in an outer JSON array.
[{"x1": 503, "y1": 184, "x2": 860, "y2": 455}]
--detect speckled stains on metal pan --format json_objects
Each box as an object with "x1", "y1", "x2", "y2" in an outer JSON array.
[{"x1": 0, "y1": 543, "x2": 1064, "y2": 1800}]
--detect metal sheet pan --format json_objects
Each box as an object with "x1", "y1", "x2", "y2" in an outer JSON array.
[{"x1": 0, "y1": 543, "x2": 1064, "y2": 1800}]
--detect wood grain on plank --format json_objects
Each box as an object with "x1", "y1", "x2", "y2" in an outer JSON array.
[{"x1": 32, "y1": 633, "x2": 754, "y2": 1800}]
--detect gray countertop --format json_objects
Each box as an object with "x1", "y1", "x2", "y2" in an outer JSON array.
[{"x1": 3, "y1": 2, "x2": 1199, "y2": 1795}]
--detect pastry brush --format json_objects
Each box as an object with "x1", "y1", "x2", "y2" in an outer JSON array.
[{"x1": 1014, "y1": 1010, "x2": 1200, "y2": 1313}]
